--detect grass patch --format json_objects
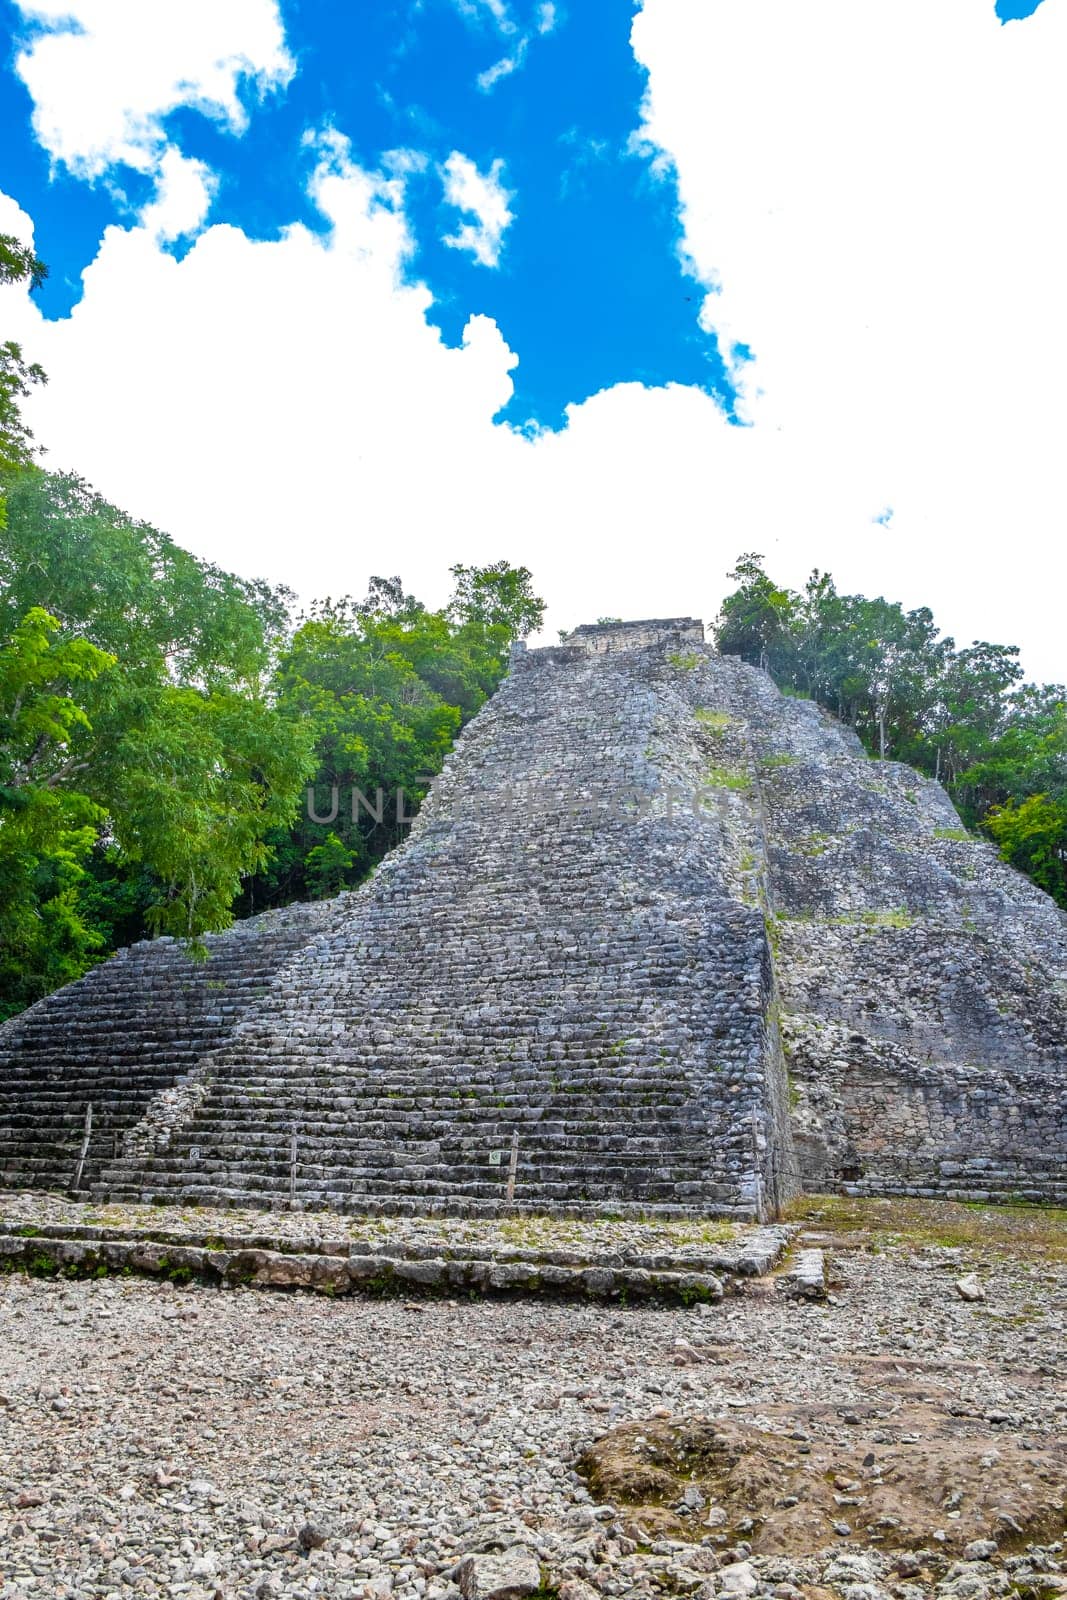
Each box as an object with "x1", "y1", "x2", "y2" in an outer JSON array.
[
  {"x1": 853, "y1": 908, "x2": 913, "y2": 929},
  {"x1": 695, "y1": 708, "x2": 732, "y2": 730},
  {"x1": 667, "y1": 651, "x2": 701, "y2": 671},
  {"x1": 794, "y1": 830, "x2": 831, "y2": 857},
  {"x1": 934, "y1": 827, "x2": 972, "y2": 842},
  {"x1": 810, "y1": 908, "x2": 916, "y2": 930},
  {"x1": 787, "y1": 1193, "x2": 1067, "y2": 1263},
  {"x1": 677, "y1": 1281, "x2": 721, "y2": 1306},
  {"x1": 702, "y1": 765, "x2": 751, "y2": 793},
  {"x1": 770, "y1": 908, "x2": 914, "y2": 930},
  {"x1": 760, "y1": 753, "x2": 796, "y2": 768}
]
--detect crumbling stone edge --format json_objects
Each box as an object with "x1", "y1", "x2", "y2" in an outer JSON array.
[{"x1": 0, "y1": 1223, "x2": 801, "y2": 1307}]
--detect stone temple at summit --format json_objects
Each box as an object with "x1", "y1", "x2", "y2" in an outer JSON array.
[{"x1": 1, "y1": 618, "x2": 1065, "y2": 1217}]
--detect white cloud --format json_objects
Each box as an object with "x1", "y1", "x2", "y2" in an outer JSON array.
[
  {"x1": 470, "y1": 2, "x2": 557, "y2": 91},
  {"x1": 13, "y1": 0, "x2": 293, "y2": 177},
  {"x1": 451, "y1": 0, "x2": 517, "y2": 37},
  {"x1": 138, "y1": 147, "x2": 217, "y2": 242},
  {"x1": 477, "y1": 46, "x2": 527, "y2": 93},
  {"x1": 441, "y1": 152, "x2": 514, "y2": 267},
  {"x1": 2, "y1": 0, "x2": 1065, "y2": 686},
  {"x1": 628, "y1": 0, "x2": 1067, "y2": 676}
]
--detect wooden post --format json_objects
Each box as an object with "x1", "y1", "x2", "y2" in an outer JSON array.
[
  {"x1": 289, "y1": 1127, "x2": 298, "y2": 1210},
  {"x1": 504, "y1": 1131, "x2": 519, "y2": 1206},
  {"x1": 751, "y1": 1107, "x2": 764, "y2": 1223},
  {"x1": 72, "y1": 1103, "x2": 93, "y2": 1192}
]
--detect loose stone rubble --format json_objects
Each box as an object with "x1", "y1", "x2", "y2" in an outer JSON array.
[
  {"x1": 2, "y1": 1203, "x2": 1065, "y2": 1600},
  {"x1": 2, "y1": 618, "x2": 1063, "y2": 1214}
]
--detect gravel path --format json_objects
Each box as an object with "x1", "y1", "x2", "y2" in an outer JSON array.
[{"x1": 1, "y1": 1223, "x2": 1065, "y2": 1600}]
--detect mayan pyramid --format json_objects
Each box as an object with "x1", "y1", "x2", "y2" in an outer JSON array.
[{"x1": 1, "y1": 618, "x2": 1064, "y2": 1216}]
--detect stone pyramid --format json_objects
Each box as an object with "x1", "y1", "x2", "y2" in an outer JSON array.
[{"x1": 1, "y1": 618, "x2": 1064, "y2": 1215}]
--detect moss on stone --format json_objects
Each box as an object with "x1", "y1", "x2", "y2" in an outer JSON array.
[{"x1": 702, "y1": 765, "x2": 751, "y2": 792}]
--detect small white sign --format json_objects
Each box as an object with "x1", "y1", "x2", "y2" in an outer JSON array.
[
  {"x1": 489, "y1": 1150, "x2": 502, "y2": 1166},
  {"x1": 189, "y1": 1146, "x2": 201, "y2": 1162}
]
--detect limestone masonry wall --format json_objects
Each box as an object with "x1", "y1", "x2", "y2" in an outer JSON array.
[{"x1": 0, "y1": 619, "x2": 1064, "y2": 1211}]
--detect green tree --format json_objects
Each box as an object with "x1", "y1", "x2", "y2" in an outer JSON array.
[
  {"x1": 0, "y1": 236, "x2": 47, "y2": 292},
  {"x1": 241, "y1": 563, "x2": 545, "y2": 911},
  {"x1": 0, "y1": 607, "x2": 116, "y2": 1017},
  {"x1": 985, "y1": 794, "x2": 1067, "y2": 903},
  {"x1": 844, "y1": 596, "x2": 947, "y2": 760},
  {"x1": 714, "y1": 553, "x2": 796, "y2": 672},
  {"x1": 447, "y1": 560, "x2": 544, "y2": 637},
  {"x1": 925, "y1": 641, "x2": 1023, "y2": 784},
  {"x1": 0, "y1": 472, "x2": 314, "y2": 1010},
  {"x1": 0, "y1": 233, "x2": 49, "y2": 523}
]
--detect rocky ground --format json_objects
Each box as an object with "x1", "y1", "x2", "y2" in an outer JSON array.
[{"x1": 0, "y1": 1196, "x2": 1064, "y2": 1600}]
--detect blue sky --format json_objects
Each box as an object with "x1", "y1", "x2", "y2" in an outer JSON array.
[
  {"x1": 0, "y1": 0, "x2": 739, "y2": 430},
  {"x1": 0, "y1": 0, "x2": 1062, "y2": 680}
]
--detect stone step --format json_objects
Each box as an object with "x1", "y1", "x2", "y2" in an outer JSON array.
[
  {"x1": 0, "y1": 1230, "x2": 734, "y2": 1305},
  {"x1": 145, "y1": 1122, "x2": 717, "y2": 1144},
  {"x1": 112, "y1": 1152, "x2": 717, "y2": 1183},
  {"x1": 776, "y1": 1247, "x2": 828, "y2": 1300},
  {"x1": 104, "y1": 1178, "x2": 729, "y2": 1207},
  {"x1": 0, "y1": 1203, "x2": 793, "y2": 1280},
  {"x1": 184, "y1": 1105, "x2": 704, "y2": 1124}
]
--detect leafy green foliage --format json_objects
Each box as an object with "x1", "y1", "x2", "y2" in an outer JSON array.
[
  {"x1": 714, "y1": 554, "x2": 1067, "y2": 906},
  {"x1": 984, "y1": 794, "x2": 1067, "y2": 903},
  {"x1": 0, "y1": 430, "x2": 544, "y2": 1012},
  {"x1": 0, "y1": 473, "x2": 314, "y2": 1013},
  {"x1": 715, "y1": 552, "x2": 795, "y2": 668},
  {"x1": 0, "y1": 342, "x2": 46, "y2": 485},
  {"x1": 0, "y1": 236, "x2": 47, "y2": 292},
  {"x1": 238, "y1": 562, "x2": 544, "y2": 911},
  {"x1": 0, "y1": 234, "x2": 49, "y2": 519},
  {"x1": 0, "y1": 608, "x2": 116, "y2": 1015}
]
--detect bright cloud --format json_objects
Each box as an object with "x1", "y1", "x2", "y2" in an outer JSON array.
[
  {"x1": 138, "y1": 148, "x2": 217, "y2": 242},
  {"x1": 13, "y1": 0, "x2": 293, "y2": 177},
  {"x1": 451, "y1": 0, "x2": 517, "y2": 37},
  {"x1": 1, "y1": 0, "x2": 1065, "y2": 684},
  {"x1": 477, "y1": 45, "x2": 527, "y2": 93},
  {"x1": 473, "y1": 1, "x2": 557, "y2": 92},
  {"x1": 628, "y1": 0, "x2": 1067, "y2": 673},
  {"x1": 441, "y1": 151, "x2": 514, "y2": 267}
]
